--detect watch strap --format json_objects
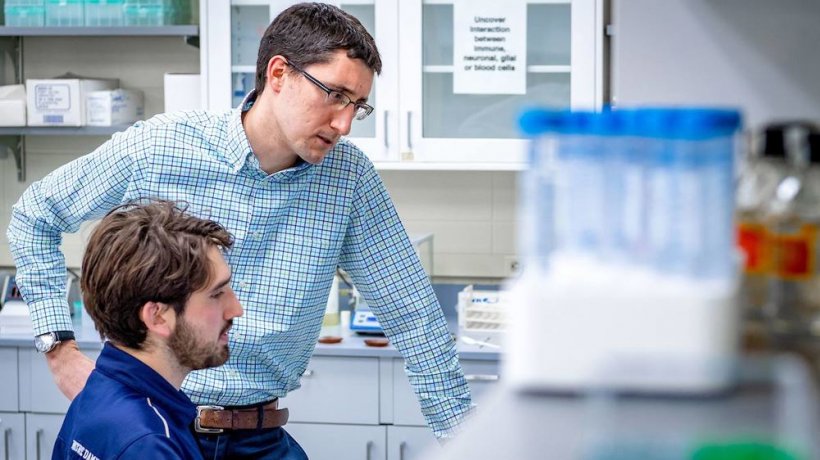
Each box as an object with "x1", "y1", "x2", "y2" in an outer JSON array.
[{"x1": 52, "y1": 330, "x2": 76, "y2": 342}]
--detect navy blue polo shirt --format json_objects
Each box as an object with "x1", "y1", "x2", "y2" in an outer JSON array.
[{"x1": 53, "y1": 342, "x2": 202, "y2": 459}]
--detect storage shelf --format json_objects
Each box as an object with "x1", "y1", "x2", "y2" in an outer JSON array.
[
  {"x1": 0, "y1": 125, "x2": 131, "y2": 136},
  {"x1": 0, "y1": 25, "x2": 199, "y2": 37},
  {"x1": 423, "y1": 65, "x2": 570, "y2": 73}
]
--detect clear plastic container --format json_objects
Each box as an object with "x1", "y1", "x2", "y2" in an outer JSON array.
[
  {"x1": 84, "y1": 0, "x2": 124, "y2": 26},
  {"x1": 639, "y1": 109, "x2": 741, "y2": 280},
  {"x1": 518, "y1": 107, "x2": 741, "y2": 281},
  {"x1": 45, "y1": 0, "x2": 84, "y2": 27},
  {"x1": 4, "y1": 0, "x2": 46, "y2": 27},
  {"x1": 123, "y1": 0, "x2": 167, "y2": 26}
]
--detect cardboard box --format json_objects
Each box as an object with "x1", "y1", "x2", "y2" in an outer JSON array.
[
  {"x1": 26, "y1": 76, "x2": 118, "y2": 126},
  {"x1": 0, "y1": 84, "x2": 27, "y2": 127},
  {"x1": 164, "y1": 73, "x2": 201, "y2": 113},
  {"x1": 86, "y1": 89, "x2": 145, "y2": 126}
]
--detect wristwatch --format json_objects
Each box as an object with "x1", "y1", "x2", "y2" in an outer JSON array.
[{"x1": 34, "y1": 331, "x2": 75, "y2": 354}]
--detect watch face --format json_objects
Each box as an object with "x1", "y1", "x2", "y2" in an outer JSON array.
[{"x1": 35, "y1": 333, "x2": 56, "y2": 353}]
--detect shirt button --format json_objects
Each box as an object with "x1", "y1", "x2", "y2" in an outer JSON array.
[
  {"x1": 252, "y1": 232, "x2": 262, "y2": 240},
  {"x1": 238, "y1": 281, "x2": 249, "y2": 289}
]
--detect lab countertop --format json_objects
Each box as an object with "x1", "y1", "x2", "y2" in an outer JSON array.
[{"x1": 0, "y1": 317, "x2": 501, "y2": 361}]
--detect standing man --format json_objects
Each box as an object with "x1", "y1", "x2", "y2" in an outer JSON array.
[
  {"x1": 8, "y1": 2, "x2": 472, "y2": 458},
  {"x1": 53, "y1": 200, "x2": 244, "y2": 459}
]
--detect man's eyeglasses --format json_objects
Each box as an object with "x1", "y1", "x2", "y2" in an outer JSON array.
[{"x1": 286, "y1": 61, "x2": 374, "y2": 121}]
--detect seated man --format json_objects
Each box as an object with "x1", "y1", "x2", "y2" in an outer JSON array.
[{"x1": 53, "y1": 200, "x2": 243, "y2": 460}]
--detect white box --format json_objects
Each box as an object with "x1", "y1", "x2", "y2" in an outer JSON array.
[
  {"x1": 86, "y1": 89, "x2": 145, "y2": 126},
  {"x1": 26, "y1": 76, "x2": 118, "y2": 126},
  {"x1": 0, "y1": 85, "x2": 27, "y2": 127},
  {"x1": 164, "y1": 73, "x2": 201, "y2": 113}
]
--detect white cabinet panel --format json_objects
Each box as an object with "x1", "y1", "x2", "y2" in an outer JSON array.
[
  {"x1": 26, "y1": 413, "x2": 63, "y2": 460},
  {"x1": 0, "y1": 412, "x2": 25, "y2": 460},
  {"x1": 387, "y1": 426, "x2": 439, "y2": 460},
  {"x1": 286, "y1": 422, "x2": 386, "y2": 460},
  {"x1": 392, "y1": 358, "x2": 499, "y2": 426},
  {"x1": 18, "y1": 348, "x2": 100, "y2": 414},
  {"x1": 0, "y1": 348, "x2": 19, "y2": 412},
  {"x1": 281, "y1": 356, "x2": 380, "y2": 424}
]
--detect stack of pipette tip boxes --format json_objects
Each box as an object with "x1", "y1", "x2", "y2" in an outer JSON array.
[{"x1": 506, "y1": 107, "x2": 743, "y2": 394}]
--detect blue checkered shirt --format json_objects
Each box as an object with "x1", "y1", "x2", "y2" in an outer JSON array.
[{"x1": 7, "y1": 97, "x2": 472, "y2": 439}]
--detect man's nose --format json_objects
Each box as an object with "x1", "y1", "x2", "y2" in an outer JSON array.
[
  {"x1": 226, "y1": 289, "x2": 243, "y2": 319},
  {"x1": 329, "y1": 105, "x2": 355, "y2": 136}
]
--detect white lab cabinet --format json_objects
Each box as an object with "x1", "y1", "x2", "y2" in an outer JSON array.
[
  {"x1": 200, "y1": 0, "x2": 603, "y2": 169},
  {"x1": 281, "y1": 356, "x2": 381, "y2": 425},
  {"x1": 392, "y1": 358, "x2": 500, "y2": 426},
  {"x1": 0, "y1": 412, "x2": 26, "y2": 460},
  {"x1": 0, "y1": 348, "x2": 18, "y2": 412},
  {"x1": 25, "y1": 413, "x2": 62, "y2": 460},
  {"x1": 286, "y1": 423, "x2": 387, "y2": 460},
  {"x1": 18, "y1": 348, "x2": 100, "y2": 414},
  {"x1": 387, "y1": 426, "x2": 439, "y2": 460}
]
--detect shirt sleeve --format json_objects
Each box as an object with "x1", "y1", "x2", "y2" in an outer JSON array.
[
  {"x1": 6, "y1": 123, "x2": 150, "y2": 336},
  {"x1": 117, "y1": 434, "x2": 188, "y2": 460},
  {"x1": 338, "y1": 159, "x2": 474, "y2": 440}
]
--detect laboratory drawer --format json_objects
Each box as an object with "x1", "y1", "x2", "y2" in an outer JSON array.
[
  {"x1": 392, "y1": 358, "x2": 500, "y2": 426},
  {"x1": 286, "y1": 422, "x2": 386, "y2": 460},
  {"x1": 0, "y1": 348, "x2": 19, "y2": 411},
  {"x1": 282, "y1": 356, "x2": 381, "y2": 425},
  {"x1": 19, "y1": 347, "x2": 100, "y2": 414}
]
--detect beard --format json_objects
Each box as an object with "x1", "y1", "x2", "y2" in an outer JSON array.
[{"x1": 168, "y1": 315, "x2": 231, "y2": 371}]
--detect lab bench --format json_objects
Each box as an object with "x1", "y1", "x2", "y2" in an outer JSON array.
[{"x1": 0, "y1": 324, "x2": 500, "y2": 460}]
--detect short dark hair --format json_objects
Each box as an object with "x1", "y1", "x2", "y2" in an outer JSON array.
[
  {"x1": 255, "y1": 2, "x2": 382, "y2": 95},
  {"x1": 81, "y1": 200, "x2": 234, "y2": 349}
]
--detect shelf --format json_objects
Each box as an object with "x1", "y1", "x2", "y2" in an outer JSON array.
[
  {"x1": 0, "y1": 125, "x2": 131, "y2": 136},
  {"x1": 423, "y1": 65, "x2": 570, "y2": 74},
  {"x1": 0, "y1": 25, "x2": 199, "y2": 37}
]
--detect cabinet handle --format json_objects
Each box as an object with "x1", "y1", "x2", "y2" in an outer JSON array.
[
  {"x1": 365, "y1": 440, "x2": 374, "y2": 460},
  {"x1": 36, "y1": 429, "x2": 43, "y2": 460},
  {"x1": 384, "y1": 110, "x2": 389, "y2": 148},
  {"x1": 465, "y1": 374, "x2": 499, "y2": 382},
  {"x1": 399, "y1": 441, "x2": 407, "y2": 460},
  {"x1": 4, "y1": 428, "x2": 11, "y2": 460},
  {"x1": 302, "y1": 369, "x2": 314, "y2": 378},
  {"x1": 406, "y1": 111, "x2": 413, "y2": 150}
]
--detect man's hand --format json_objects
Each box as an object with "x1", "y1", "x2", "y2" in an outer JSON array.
[{"x1": 45, "y1": 340, "x2": 94, "y2": 400}]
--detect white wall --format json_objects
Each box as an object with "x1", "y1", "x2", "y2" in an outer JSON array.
[
  {"x1": 0, "y1": 38, "x2": 519, "y2": 280},
  {"x1": 611, "y1": 0, "x2": 820, "y2": 127}
]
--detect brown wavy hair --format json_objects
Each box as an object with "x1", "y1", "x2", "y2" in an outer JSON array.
[
  {"x1": 255, "y1": 2, "x2": 382, "y2": 95},
  {"x1": 81, "y1": 200, "x2": 233, "y2": 349}
]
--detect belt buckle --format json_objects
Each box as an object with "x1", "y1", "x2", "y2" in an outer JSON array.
[{"x1": 195, "y1": 405, "x2": 225, "y2": 434}]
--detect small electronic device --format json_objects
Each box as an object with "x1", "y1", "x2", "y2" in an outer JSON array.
[
  {"x1": 349, "y1": 288, "x2": 384, "y2": 335},
  {"x1": 1, "y1": 275, "x2": 33, "y2": 334}
]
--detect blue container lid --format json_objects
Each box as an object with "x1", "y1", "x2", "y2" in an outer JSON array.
[{"x1": 633, "y1": 107, "x2": 742, "y2": 140}]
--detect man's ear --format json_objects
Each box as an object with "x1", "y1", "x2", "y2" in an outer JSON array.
[
  {"x1": 266, "y1": 55, "x2": 289, "y2": 94},
  {"x1": 140, "y1": 301, "x2": 176, "y2": 339}
]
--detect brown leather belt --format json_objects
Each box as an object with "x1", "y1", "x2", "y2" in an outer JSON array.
[{"x1": 195, "y1": 400, "x2": 289, "y2": 434}]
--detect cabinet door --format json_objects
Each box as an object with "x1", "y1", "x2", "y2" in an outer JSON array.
[
  {"x1": 0, "y1": 413, "x2": 25, "y2": 460},
  {"x1": 286, "y1": 422, "x2": 386, "y2": 460},
  {"x1": 280, "y1": 356, "x2": 380, "y2": 424},
  {"x1": 26, "y1": 413, "x2": 64, "y2": 460},
  {"x1": 392, "y1": 358, "x2": 499, "y2": 426},
  {"x1": 0, "y1": 348, "x2": 18, "y2": 412},
  {"x1": 18, "y1": 347, "x2": 101, "y2": 414},
  {"x1": 201, "y1": 0, "x2": 400, "y2": 162},
  {"x1": 387, "y1": 426, "x2": 440, "y2": 460},
  {"x1": 398, "y1": 0, "x2": 602, "y2": 165}
]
